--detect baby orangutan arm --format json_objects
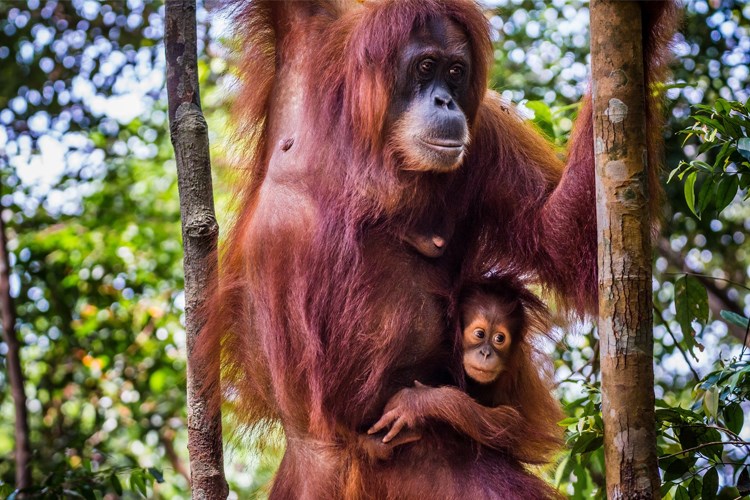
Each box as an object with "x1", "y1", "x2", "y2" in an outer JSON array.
[
  {"x1": 357, "y1": 426, "x2": 422, "y2": 462},
  {"x1": 368, "y1": 381, "x2": 521, "y2": 452}
]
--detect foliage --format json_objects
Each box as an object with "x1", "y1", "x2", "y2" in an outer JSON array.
[
  {"x1": 0, "y1": 466, "x2": 164, "y2": 500},
  {"x1": 555, "y1": 386, "x2": 605, "y2": 500},
  {"x1": 656, "y1": 357, "x2": 750, "y2": 499},
  {"x1": 669, "y1": 98, "x2": 750, "y2": 219},
  {"x1": 556, "y1": 256, "x2": 750, "y2": 498}
]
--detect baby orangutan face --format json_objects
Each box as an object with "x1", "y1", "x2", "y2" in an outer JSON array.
[{"x1": 461, "y1": 297, "x2": 516, "y2": 385}]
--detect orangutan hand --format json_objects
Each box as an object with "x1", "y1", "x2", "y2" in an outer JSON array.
[{"x1": 368, "y1": 381, "x2": 430, "y2": 443}]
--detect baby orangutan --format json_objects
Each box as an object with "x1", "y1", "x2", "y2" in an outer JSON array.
[{"x1": 367, "y1": 278, "x2": 564, "y2": 464}]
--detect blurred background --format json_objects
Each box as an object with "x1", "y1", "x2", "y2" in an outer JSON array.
[{"x1": 0, "y1": 0, "x2": 748, "y2": 498}]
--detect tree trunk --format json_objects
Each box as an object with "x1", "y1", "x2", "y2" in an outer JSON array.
[
  {"x1": 0, "y1": 212, "x2": 32, "y2": 491},
  {"x1": 590, "y1": 1, "x2": 660, "y2": 498},
  {"x1": 164, "y1": 1, "x2": 228, "y2": 498}
]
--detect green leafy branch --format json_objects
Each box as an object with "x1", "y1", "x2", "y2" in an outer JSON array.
[
  {"x1": 668, "y1": 98, "x2": 750, "y2": 219},
  {"x1": 0, "y1": 465, "x2": 165, "y2": 500}
]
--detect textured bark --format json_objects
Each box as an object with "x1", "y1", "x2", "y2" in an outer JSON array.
[
  {"x1": 0, "y1": 213, "x2": 32, "y2": 491},
  {"x1": 165, "y1": 1, "x2": 227, "y2": 498},
  {"x1": 590, "y1": 1, "x2": 660, "y2": 498}
]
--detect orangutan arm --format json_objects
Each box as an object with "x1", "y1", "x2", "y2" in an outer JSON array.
[{"x1": 367, "y1": 381, "x2": 522, "y2": 452}]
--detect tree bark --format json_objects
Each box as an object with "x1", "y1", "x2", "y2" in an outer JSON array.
[
  {"x1": 165, "y1": 1, "x2": 228, "y2": 498},
  {"x1": 590, "y1": 1, "x2": 660, "y2": 498},
  {"x1": 0, "y1": 211, "x2": 32, "y2": 491}
]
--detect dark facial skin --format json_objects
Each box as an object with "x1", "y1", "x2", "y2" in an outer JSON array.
[
  {"x1": 461, "y1": 305, "x2": 514, "y2": 385},
  {"x1": 389, "y1": 17, "x2": 472, "y2": 171}
]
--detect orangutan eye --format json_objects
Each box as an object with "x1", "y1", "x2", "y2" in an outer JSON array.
[
  {"x1": 418, "y1": 58, "x2": 436, "y2": 77},
  {"x1": 493, "y1": 333, "x2": 506, "y2": 345},
  {"x1": 448, "y1": 64, "x2": 465, "y2": 81},
  {"x1": 473, "y1": 329, "x2": 485, "y2": 339}
]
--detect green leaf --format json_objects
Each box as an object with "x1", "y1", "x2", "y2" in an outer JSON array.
[
  {"x1": 720, "y1": 310, "x2": 750, "y2": 329},
  {"x1": 678, "y1": 426, "x2": 698, "y2": 449},
  {"x1": 526, "y1": 100, "x2": 555, "y2": 140},
  {"x1": 692, "y1": 160, "x2": 714, "y2": 172},
  {"x1": 703, "y1": 387, "x2": 719, "y2": 419},
  {"x1": 130, "y1": 471, "x2": 147, "y2": 498},
  {"x1": 81, "y1": 487, "x2": 96, "y2": 500},
  {"x1": 714, "y1": 175, "x2": 739, "y2": 214},
  {"x1": 675, "y1": 485, "x2": 691, "y2": 500},
  {"x1": 656, "y1": 408, "x2": 687, "y2": 424},
  {"x1": 684, "y1": 172, "x2": 698, "y2": 217},
  {"x1": 580, "y1": 436, "x2": 603, "y2": 454},
  {"x1": 558, "y1": 417, "x2": 580, "y2": 427},
  {"x1": 717, "y1": 486, "x2": 741, "y2": 499},
  {"x1": 0, "y1": 484, "x2": 14, "y2": 499},
  {"x1": 148, "y1": 468, "x2": 164, "y2": 484},
  {"x1": 667, "y1": 166, "x2": 683, "y2": 184},
  {"x1": 703, "y1": 467, "x2": 719, "y2": 500},
  {"x1": 715, "y1": 141, "x2": 731, "y2": 167},
  {"x1": 694, "y1": 115, "x2": 725, "y2": 133},
  {"x1": 697, "y1": 177, "x2": 714, "y2": 214},
  {"x1": 110, "y1": 474, "x2": 123, "y2": 496},
  {"x1": 570, "y1": 432, "x2": 601, "y2": 455},
  {"x1": 700, "y1": 428, "x2": 723, "y2": 460},
  {"x1": 554, "y1": 456, "x2": 569, "y2": 487},
  {"x1": 723, "y1": 403, "x2": 744, "y2": 435},
  {"x1": 738, "y1": 137, "x2": 750, "y2": 161},
  {"x1": 737, "y1": 467, "x2": 750, "y2": 496},
  {"x1": 674, "y1": 275, "x2": 708, "y2": 355},
  {"x1": 688, "y1": 477, "x2": 703, "y2": 499},
  {"x1": 664, "y1": 458, "x2": 691, "y2": 482},
  {"x1": 660, "y1": 482, "x2": 674, "y2": 498}
]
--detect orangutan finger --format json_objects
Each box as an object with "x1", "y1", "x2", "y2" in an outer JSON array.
[
  {"x1": 382, "y1": 417, "x2": 407, "y2": 443},
  {"x1": 368, "y1": 410, "x2": 397, "y2": 434}
]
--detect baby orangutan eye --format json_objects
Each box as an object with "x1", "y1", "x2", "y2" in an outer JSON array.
[
  {"x1": 474, "y1": 329, "x2": 485, "y2": 339},
  {"x1": 493, "y1": 333, "x2": 506, "y2": 345}
]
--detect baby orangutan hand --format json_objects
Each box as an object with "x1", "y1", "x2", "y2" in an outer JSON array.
[
  {"x1": 368, "y1": 381, "x2": 430, "y2": 443},
  {"x1": 358, "y1": 427, "x2": 422, "y2": 461}
]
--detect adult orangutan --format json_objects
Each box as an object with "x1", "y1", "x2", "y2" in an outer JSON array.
[{"x1": 200, "y1": 0, "x2": 678, "y2": 497}]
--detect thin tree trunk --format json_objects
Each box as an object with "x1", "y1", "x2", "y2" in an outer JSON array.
[
  {"x1": 0, "y1": 212, "x2": 32, "y2": 490},
  {"x1": 164, "y1": 1, "x2": 228, "y2": 498},
  {"x1": 590, "y1": 1, "x2": 660, "y2": 498}
]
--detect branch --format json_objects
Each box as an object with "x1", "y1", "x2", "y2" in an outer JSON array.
[
  {"x1": 653, "y1": 304, "x2": 701, "y2": 382},
  {"x1": 554, "y1": 340, "x2": 599, "y2": 388},
  {"x1": 0, "y1": 209, "x2": 32, "y2": 490},
  {"x1": 659, "y1": 441, "x2": 749, "y2": 461},
  {"x1": 165, "y1": 1, "x2": 227, "y2": 498},
  {"x1": 160, "y1": 429, "x2": 192, "y2": 485}
]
